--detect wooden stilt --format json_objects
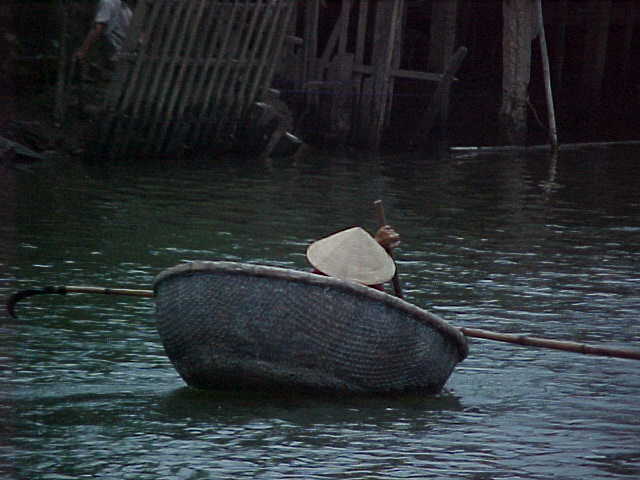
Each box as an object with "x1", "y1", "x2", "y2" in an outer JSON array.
[
  {"x1": 369, "y1": 0, "x2": 403, "y2": 149},
  {"x1": 535, "y1": 0, "x2": 558, "y2": 151},
  {"x1": 500, "y1": 0, "x2": 534, "y2": 145}
]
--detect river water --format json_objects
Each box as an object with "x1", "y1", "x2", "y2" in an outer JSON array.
[{"x1": 1, "y1": 145, "x2": 639, "y2": 479}]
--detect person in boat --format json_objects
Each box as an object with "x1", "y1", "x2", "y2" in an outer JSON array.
[
  {"x1": 74, "y1": 0, "x2": 133, "y2": 69},
  {"x1": 306, "y1": 225, "x2": 400, "y2": 291}
]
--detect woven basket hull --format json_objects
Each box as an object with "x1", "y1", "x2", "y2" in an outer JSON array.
[{"x1": 153, "y1": 262, "x2": 468, "y2": 394}]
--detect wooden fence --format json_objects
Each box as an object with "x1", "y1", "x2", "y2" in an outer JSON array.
[{"x1": 96, "y1": 0, "x2": 295, "y2": 158}]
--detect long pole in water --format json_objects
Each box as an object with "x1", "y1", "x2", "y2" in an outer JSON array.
[
  {"x1": 460, "y1": 327, "x2": 640, "y2": 361},
  {"x1": 6, "y1": 285, "x2": 640, "y2": 360},
  {"x1": 536, "y1": 0, "x2": 558, "y2": 151},
  {"x1": 6, "y1": 286, "x2": 153, "y2": 318}
]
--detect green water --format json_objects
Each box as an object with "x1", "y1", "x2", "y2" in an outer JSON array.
[{"x1": 1, "y1": 146, "x2": 639, "y2": 479}]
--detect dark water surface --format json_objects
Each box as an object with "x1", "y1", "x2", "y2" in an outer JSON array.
[{"x1": 1, "y1": 146, "x2": 639, "y2": 479}]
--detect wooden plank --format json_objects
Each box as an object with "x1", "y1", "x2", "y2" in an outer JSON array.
[
  {"x1": 212, "y1": 0, "x2": 266, "y2": 139},
  {"x1": 353, "y1": 64, "x2": 445, "y2": 82},
  {"x1": 317, "y1": 0, "x2": 352, "y2": 76},
  {"x1": 368, "y1": 0, "x2": 403, "y2": 148},
  {"x1": 159, "y1": 0, "x2": 209, "y2": 148},
  {"x1": 171, "y1": 0, "x2": 210, "y2": 119},
  {"x1": 182, "y1": 1, "x2": 234, "y2": 148},
  {"x1": 194, "y1": 0, "x2": 245, "y2": 143},
  {"x1": 233, "y1": 1, "x2": 274, "y2": 125},
  {"x1": 154, "y1": 0, "x2": 202, "y2": 150},
  {"x1": 355, "y1": 0, "x2": 369, "y2": 67}
]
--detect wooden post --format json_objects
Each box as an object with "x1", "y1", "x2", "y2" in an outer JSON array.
[
  {"x1": 368, "y1": 0, "x2": 403, "y2": 149},
  {"x1": 500, "y1": 0, "x2": 534, "y2": 145},
  {"x1": 535, "y1": 0, "x2": 558, "y2": 151}
]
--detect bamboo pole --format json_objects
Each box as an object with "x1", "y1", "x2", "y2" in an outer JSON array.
[
  {"x1": 175, "y1": 0, "x2": 217, "y2": 121},
  {"x1": 155, "y1": 0, "x2": 203, "y2": 151},
  {"x1": 235, "y1": 1, "x2": 277, "y2": 126},
  {"x1": 144, "y1": 0, "x2": 190, "y2": 152},
  {"x1": 317, "y1": 0, "x2": 352, "y2": 76},
  {"x1": 8, "y1": 286, "x2": 639, "y2": 361},
  {"x1": 535, "y1": 0, "x2": 558, "y2": 151},
  {"x1": 460, "y1": 327, "x2": 640, "y2": 361},
  {"x1": 192, "y1": 1, "x2": 242, "y2": 146},
  {"x1": 213, "y1": 0, "x2": 264, "y2": 140},
  {"x1": 450, "y1": 139, "x2": 640, "y2": 155},
  {"x1": 163, "y1": 0, "x2": 209, "y2": 127},
  {"x1": 207, "y1": 0, "x2": 255, "y2": 139}
]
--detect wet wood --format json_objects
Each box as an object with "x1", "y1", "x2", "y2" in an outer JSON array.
[
  {"x1": 535, "y1": 0, "x2": 558, "y2": 151},
  {"x1": 500, "y1": 0, "x2": 534, "y2": 145}
]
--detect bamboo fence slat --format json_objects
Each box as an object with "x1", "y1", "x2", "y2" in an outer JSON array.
[{"x1": 98, "y1": 0, "x2": 294, "y2": 157}]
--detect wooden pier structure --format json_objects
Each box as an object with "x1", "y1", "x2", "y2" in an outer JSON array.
[
  {"x1": 92, "y1": 0, "x2": 467, "y2": 156},
  {"x1": 96, "y1": 0, "x2": 296, "y2": 157},
  {"x1": 282, "y1": 0, "x2": 467, "y2": 149},
  {"x1": 63, "y1": 0, "x2": 637, "y2": 155}
]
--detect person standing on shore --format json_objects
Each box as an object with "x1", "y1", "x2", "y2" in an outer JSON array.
[{"x1": 74, "y1": 0, "x2": 132, "y2": 65}]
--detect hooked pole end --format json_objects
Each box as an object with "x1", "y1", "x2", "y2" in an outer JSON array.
[{"x1": 6, "y1": 286, "x2": 67, "y2": 319}]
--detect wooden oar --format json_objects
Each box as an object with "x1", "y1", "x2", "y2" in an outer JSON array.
[
  {"x1": 6, "y1": 284, "x2": 640, "y2": 361},
  {"x1": 6, "y1": 285, "x2": 153, "y2": 319},
  {"x1": 373, "y1": 199, "x2": 404, "y2": 299}
]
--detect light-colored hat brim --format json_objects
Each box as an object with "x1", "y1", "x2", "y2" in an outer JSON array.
[{"x1": 306, "y1": 227, "x2": 395, "y2": 285}]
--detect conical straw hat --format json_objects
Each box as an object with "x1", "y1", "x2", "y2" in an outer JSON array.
[{"x1": 306, "y1": 227, "x2": 395, "y2": 285}]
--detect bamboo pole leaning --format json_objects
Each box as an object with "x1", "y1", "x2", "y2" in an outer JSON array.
[{"x1": 535, "y1": 0, "x2": 558, "y2": 151}]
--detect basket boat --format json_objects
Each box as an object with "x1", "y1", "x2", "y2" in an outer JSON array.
[{"x1": 153, "y1": 261, "x2": 468, "y2": 394}]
